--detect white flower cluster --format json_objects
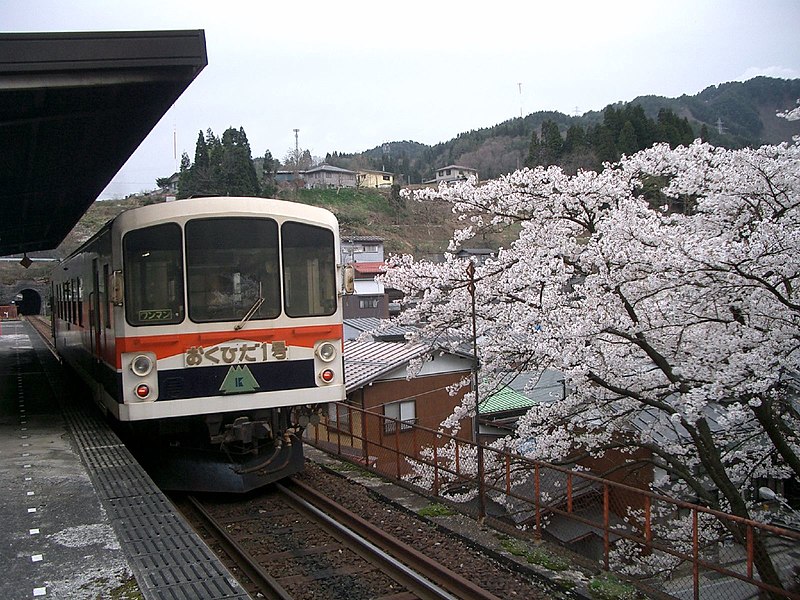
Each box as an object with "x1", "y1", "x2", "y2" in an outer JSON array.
[{"x1": 382, "y1": 141, "x2": 800, "y2": 522}]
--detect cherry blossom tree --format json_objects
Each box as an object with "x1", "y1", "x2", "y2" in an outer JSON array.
[{"x1": 381, "y1": 141, "x2": 800, "y2": 591}]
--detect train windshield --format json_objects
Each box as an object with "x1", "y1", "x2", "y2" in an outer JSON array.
[
  {"x1": 186, "y1": 217, "x2": 281, "y2": 323},
  {"x1": 282, "y1": 222, "x2": 336, "y2": 317},
  {"x1": 123, "y1": 223, "x2": 185, "y2": 326}
]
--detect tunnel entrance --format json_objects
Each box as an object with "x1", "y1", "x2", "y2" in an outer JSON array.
[{"x1": 15, "y1": 289, "x2": 42, "y2": 316}]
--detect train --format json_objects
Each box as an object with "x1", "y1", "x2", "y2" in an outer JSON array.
[{"x1": 51, "y1": 196, "x2": 352, "y2": 492}]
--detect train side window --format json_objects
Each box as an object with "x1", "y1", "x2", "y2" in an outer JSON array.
[
  {"x1": 282, "y1": 222, "x2": 336, "y2": 317},
  {"x1": 123, "y1": 223, "x2": 185, "y2": 326},
  {"x1": 186, "y1": 217, "x2": 280, "y2": 323},
  {"x1": 76, "y1": 277, "x2": 83, "y2": 327},
  {"x1": 70, "y1": 278, "x2": 77, "y2": 324}
]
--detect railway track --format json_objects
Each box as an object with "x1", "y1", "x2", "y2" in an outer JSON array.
[{"x1": 176, "y1": 479, "x2": 500, "y2": 600}]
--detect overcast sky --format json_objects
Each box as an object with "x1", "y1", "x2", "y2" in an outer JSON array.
[{"x1": 4, "y1": 0, "x2": 800, "y2": 199}]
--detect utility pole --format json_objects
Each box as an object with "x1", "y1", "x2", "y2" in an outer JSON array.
[
  {"x1": 293, "y1": 128, "x2": 300, "y2": 195},
  {"x1": 518, "y1": 82, "x2": 523, "y2": 118},
  {"x1": 466, "y1": 261, "x2": 486, "y2": 522}
]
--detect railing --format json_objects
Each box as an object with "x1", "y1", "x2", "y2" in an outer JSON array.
[{"x1": 308, "y1": 402, "x2": 800, "y2": 600}]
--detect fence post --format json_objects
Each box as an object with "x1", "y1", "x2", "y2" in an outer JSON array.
[
  {"x1": 534, "y1": 464, "x2": 541, "y2": 538},
  {"x1": 692, "y1": 507, "x2": 699, "y2": 600},
  {"x1": 433, "y1": 440, "x2": 439, "y2": 496},
  {"x1": 336, "y1": 404, "x2": 342, "y2": 456},
  {"x1": 567, "y1": 472, "x2": 573, "y2": 513},
  {"x1": 505, "y1": 453, "x2": 511, "y2": 496},
  {"x1": 746, "y1": 524, "x2": 753, "y2": 580},
  {"x1": 395, "y1": 420, "x2": 401, "y2": 479},
  {"x1": 361, "y1": 406, "x2": 369, "y2": 466},
  {"x1": 603, "y1": 483, "x2": 610, "y2": 571}
]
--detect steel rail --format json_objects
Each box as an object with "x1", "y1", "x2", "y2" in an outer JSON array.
[
  {"x1": 279, "y1": 479, "x2": 503, "y2": 600},
  {"x1": 186, "y1": 494, "x2": 293, "y2": 600}
]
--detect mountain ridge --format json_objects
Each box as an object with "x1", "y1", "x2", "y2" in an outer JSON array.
[{"x1": 328, "y1": 76, "x2": 800, "y2": 183}]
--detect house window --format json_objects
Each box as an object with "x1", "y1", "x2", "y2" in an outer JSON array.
[
  {"x1": 359, "y1": 298, "x2": 380, "y2": 309},
  {"x1": 382, "y1": 175, "x2": 390, "y2": 181},
  {"x1": 384, "y1": 400, "x2": 416, "y2": 433},
  {"x1": 328, "y1": 402, "x2": 351, "y2": 432},
  {"x1": 364, "y1": 245, "x2": 379, "y2": 253}
]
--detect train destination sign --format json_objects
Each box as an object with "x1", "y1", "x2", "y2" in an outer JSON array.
[{"x1": 185, "y1": 340, "x2": 287, "y2": 367}]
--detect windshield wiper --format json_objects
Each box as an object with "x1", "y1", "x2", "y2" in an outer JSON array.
[
  {"x1": 234, "y1": 283, "x2": 264, "y2": 331},
  {"x1": 235, "y1": 297, "x2": 264, "y2": 330}
]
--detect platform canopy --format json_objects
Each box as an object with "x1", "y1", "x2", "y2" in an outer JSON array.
[{"x1": 0, "y1": 30, "x2": 207, "y2": 256}]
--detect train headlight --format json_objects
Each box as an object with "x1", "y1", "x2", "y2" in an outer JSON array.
[
  {"x1": 315, "y1": 342, "x2": 337, "y2": 363},
  {"x1": 130, "y1": 354, "x2": 154, "y2": 377}
]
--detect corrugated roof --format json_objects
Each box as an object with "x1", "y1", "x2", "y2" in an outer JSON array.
[
  {"x1": 344, "y1": 339, "x2": 430, "y2": 392},
  {"x1": 342, "y1": 235, "x2": 384, "y2": 242},
  {"x1": 344, "y1": 318, "x2": 414, "y2": 341},
  {"x1": 305, "y1": 164, "x2": 357, "y2": 174},
  {"x1": 481, "y1": 387, "x2": 536, "y2": 414}
]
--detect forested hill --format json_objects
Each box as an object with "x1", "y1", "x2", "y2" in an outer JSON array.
[{"x1": 326, "y1": 77, "x2": 800, "y2": 183}]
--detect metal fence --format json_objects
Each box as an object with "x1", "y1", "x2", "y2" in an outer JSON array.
[{"x1": 308, "y1": 402, "x2": 800, "y2": 600}]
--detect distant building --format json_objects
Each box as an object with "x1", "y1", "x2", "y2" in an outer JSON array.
[
  {"x1": 341, "y1": 236, "x2": 384, "y2": 263},
  {"x1": 455, "y1": 248, "x2": 495, "y2": 265},
  {"x1": 304, "y1": 164, "x2": 358, "y2": 188},
  {"x1": 158, "y1": 172, "x2": 180, "y2": 194},
  {"x1": 343, "y1": 261, "x2": 388, "y2": 319},
  {"x1": 357, "y1": 169, "x2": 394, "y2": 188},
  {"x1": 275, "y1": 170, "x2": 302, "y2": 183},
  {"x1": 435, "y1": 164, "x2": 478, "y2": 184}
]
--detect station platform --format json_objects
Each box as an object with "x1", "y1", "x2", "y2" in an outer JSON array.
[{"x1": 0, "y1": 319, "x2": 250, "y2": 600}]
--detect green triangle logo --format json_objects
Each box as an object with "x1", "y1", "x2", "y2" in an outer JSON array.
[{"x1": 220, "y1": 365, "x2": 260, "y2": 394}]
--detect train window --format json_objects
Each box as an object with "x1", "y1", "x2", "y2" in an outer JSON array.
[
  {"x1": 186, "y1": 218, "x2": 281, "y2": 323},
  {"x1": 76, "y1": 277, "x2": 83, "y2": 327},
  {"x1": 282, "y1": 222, "x2": 336, "y2": 317},
  {"x1": 123, "y1": 223, "x2": 185, "y2": 326}
]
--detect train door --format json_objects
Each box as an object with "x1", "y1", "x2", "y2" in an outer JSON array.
[{"x1": 90, "y1": 258, "x2": 102, "y2": 363}]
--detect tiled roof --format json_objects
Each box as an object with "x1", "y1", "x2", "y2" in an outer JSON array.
[{"x1": 352, "y1": 261, "x2": 386, "y2": 275}]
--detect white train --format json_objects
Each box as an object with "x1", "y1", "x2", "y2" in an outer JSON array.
[{"x1": 51, "y1": 197, "x2": 351, "y2": 492}]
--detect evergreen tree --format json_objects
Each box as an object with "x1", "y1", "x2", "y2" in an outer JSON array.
[
  {"x1": 590, "y1": 124, "x2": 618, "y2": 164},
  {"x1": 562, "y1": 124, "x2": 587, "y2": 155},
  {"x1": 177, "y1": 126, "x2": 261, "y2": 198},
  {"x1": 525, "y1": 130, "x2": 542, "y2": 167},
  {"x1": 540, "y1": 120, "x2": 563, "y2": 166},
  {"x1": 617, "y1": 121, "x2": 639, "y2": 156}
]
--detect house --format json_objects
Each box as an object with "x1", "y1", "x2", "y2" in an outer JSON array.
[
  {"x1": 357, "y1": 169, "x2": 394, "y2": 188},
  {"x1": 341, "y1": 236, "x2": 384, "y2": 263},
  {"x1": 435, "y1": 164, "x2": 478, "y2": 184},
  {"x1": 342, "y1": 261, "x2": 388, "y2": 319},
  {"x1": 343, "y1": 317, "x2": 413, "y2": 342},
  {"x1": 303, "y1": 164, "x2": 358, "y2": 188},
  {"x1": 479, "y1": 369, "x2": 565, "y2": 440},
  {"x1": 322, "y1": 336, "x2": 475, "y2": 475},
  {"x1": 275, "y1": 170, "x2": 303, "y2": 183},
  {"x1": 158, "y1": 172, "x2": 180, "y2": 195},
  {"x1": 456, "y1": 248, "x2": 496, "y2": 265}
]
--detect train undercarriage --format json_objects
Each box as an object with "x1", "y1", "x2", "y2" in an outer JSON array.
[{"x1": 122, "y1": 405, "x2": 322, "y2": 493}]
